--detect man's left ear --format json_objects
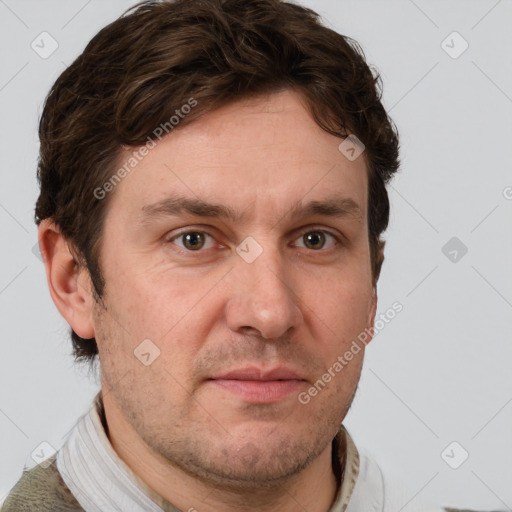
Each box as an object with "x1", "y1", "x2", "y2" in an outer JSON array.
[{"x1": 367, "y1": 287, "x2": 377, "y2": 331}]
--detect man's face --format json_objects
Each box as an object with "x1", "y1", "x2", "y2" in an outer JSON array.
[{"x1": 90, "y1": 89, "x2": 376, "y2": 486}]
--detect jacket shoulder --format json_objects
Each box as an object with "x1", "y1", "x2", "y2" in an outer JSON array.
[{"x1": 2, "y1": 455, "x2": 84, "y2": 512}]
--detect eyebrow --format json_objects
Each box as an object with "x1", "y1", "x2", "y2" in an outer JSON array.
[
  {"x1": 139, "y1": 194, "x2": 363, "y2": 226},
  {"x1": 287, "y1": 196, "x2": 363, "y2": 224}
]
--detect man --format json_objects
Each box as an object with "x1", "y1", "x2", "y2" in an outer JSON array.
[{"x1": 2, "y1": 0, "x2": 463, "y2": 510}]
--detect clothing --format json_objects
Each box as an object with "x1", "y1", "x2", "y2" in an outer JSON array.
[{"x1": 2, "y1": 391, "x2": 454, "y2": 511}]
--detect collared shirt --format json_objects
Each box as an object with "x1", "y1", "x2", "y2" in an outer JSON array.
[{"x1": 3, "y1": 390, "x2": 446, "y2": 512}]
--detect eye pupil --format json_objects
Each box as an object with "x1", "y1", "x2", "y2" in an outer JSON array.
[
  {"x1": 175, "y1": 230, "x2": 332, "y2": 253},
  {"x1": 183, "y1": 232, "x2": 205, "y2": 250},
  {"x1": 304, "y1": 232, "x2": 325, "y2": 250}
]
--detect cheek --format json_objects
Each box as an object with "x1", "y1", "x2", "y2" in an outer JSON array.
[
  {"x1": 312, "y1": 268, "x2": 372, "y2": 320},
  {"x1": 98, "y1": 260, "x2": 217, "y2": 374},
  {"x1": 101, "y1": 256, "x2": 176, "y2": 335},
  {"x1": 303, "y1": 275, "x2": 372, "y2": 357}
]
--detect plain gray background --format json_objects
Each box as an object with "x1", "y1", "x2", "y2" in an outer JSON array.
[{"x1": 0, "y1": 0, "x2": 511, "y2": 509}]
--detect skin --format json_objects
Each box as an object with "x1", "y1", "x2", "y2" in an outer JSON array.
[{"x1": 40, "y1": 89, "x2": 378, "y2": 512}]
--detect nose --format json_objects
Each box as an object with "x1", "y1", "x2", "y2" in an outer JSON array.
[{"x1": 225, "y1": 246, "x2": 304, "y2": 340}]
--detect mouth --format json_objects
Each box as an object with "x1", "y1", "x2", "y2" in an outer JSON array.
[{"x1": 207, "y1": 366, "x2": 306, "y2": 404}]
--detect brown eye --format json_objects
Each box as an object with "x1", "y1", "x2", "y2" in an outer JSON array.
[
  {"x1": 169, "y1": 231, "x2": 215, "y2": 251},
  {"x1": 294, "y1": 230, "x2": 338, "y2": 251},
  {"x1": 303, "y1": 232, "x2": 325, "y2": 250},
  {"x1": 182, "y1": 232, "x2": 205, "y2": 250}
]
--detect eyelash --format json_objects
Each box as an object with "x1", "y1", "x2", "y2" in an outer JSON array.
[{"x1": 165, "y1": 227, "x2": 342, "y2": 256}]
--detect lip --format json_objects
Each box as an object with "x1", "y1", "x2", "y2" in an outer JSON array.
[
  {"x1": 210, "y1": 366, "x2": 304, "y2": 381},
  {"x1": 207, "y1": 366, "x2": 306, "y2": 404}
]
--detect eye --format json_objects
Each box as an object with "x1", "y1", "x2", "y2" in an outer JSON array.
[
  {"x1": 293, "y1": 229, "x2": 339, "y2": 251},
  {"x1": 168, "y1": 231, "x2": 216, "y2": 251}
]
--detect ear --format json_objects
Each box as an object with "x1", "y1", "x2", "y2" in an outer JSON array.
[
  {"x1": 373, "y1": 239, "x2": 386, "y2": 286},
  {"x1": 367, "y1": 287, "x2": 377, "y2": 331},
  {"x1": 37, "y1": 219, "x2": 95, "y2": 339},
  {"x1": 364, "y1": 238, "x2": 384, "y2": 345}
]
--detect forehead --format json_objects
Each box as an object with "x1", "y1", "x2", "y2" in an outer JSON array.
[{"x1": 107, "y1": 90, "x2": 369, "y2": 224}]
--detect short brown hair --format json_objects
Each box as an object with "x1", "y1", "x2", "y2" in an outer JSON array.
[{"x1": 35, "y1": 0, "x2": 400, "y2": 364}]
